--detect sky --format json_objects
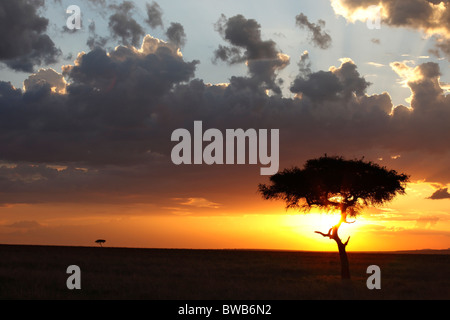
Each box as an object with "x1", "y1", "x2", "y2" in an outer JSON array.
[{"x1": 0, "y1": 0, "x2": 449, "y2": 251}]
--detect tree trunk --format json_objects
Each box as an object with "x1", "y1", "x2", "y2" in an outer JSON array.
[
  {"x1": 336, "y1": 237, "x2": 350, "y2": 279},
  {"x1": 315, "y1": 214, "x2": 351, "y2": 280}
]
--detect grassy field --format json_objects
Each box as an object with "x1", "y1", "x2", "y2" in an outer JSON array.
[{"x1": 0, "y1": 244, "x2": 449, "y2": 300}]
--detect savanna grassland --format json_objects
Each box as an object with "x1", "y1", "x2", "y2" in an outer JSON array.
[{"x1": 0, "y1": 244, "x2": 449, "y2": 300}]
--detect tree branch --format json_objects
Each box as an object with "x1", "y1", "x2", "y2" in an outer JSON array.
[
  {"x1": 314, "y1": 231, "x2": 329, "y2": 238},
  {"x1": 344, "y1": 236, "x2": 350, "y2": 246},
  {"x1": 344, "y1": 218, "x2": 356, "y2": 224},
  {"x1": 315, "y1": 227, "x2": 333, "y2": 239}
]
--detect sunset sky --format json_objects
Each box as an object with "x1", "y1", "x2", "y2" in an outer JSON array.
[{"x1": 0, "y1": 0, "x2": 449, "y2": 251}]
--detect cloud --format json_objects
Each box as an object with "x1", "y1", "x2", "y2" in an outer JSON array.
[
  {"x1": 330, "y1": 0, "x2": 450, "y2": 59},
  {"x1": 297, "y1": 50, "x2": 312, "y2": 76},
  {"x1": 166, "y1": 22, "x2": 187, "y2": 48},
  {"x1": 146, "y1": 1, "x2": 164, "y2": 29},
  {"x1": 0, "y1": 31, "x2": 449, "y2": 208},
  {"x1": 4, "y1": 220, "x2": 43, "y2": 229},
  {"x1": 428, "y1": 188, "x2": 450, "y2": 199},
  {"x1": 108, "y1": 1, "x2": 145, "y2": 47},
  {"x1": 213, "y1": 14, "x2": 281, "y2": 61},
  {"x1": 0, "y1": 0, "x2": 61, "y2": 72},
  {"x1": 367, "y1": 62, "x2": 385, "y2": 68},
  {"x1": 295, "y1": 13, "x2": 332, "y2": 49},
  {"x1": 371, "y1": 38, "x2": 381, "y2": 44},
  {"x1": 213, "y1": 14, "x2": 290, "y2": 94},
  {"x1": 415, "y1": 216, "x2": 440, "y2": 228},
  {"x1": 290, "y1": 58, "x2": 371, "y2": 101},
  {"x1": 391, "y1": 61, "x2": 448, "y2": 115},
  {"x1": 0, "y1": 35, "x2": 198, "y2": 170},
  {"x1": 162, "y1": 197, "x2": 222, "y2": 215},
  {"x1": 174, "y1": 198, "x2": 222, "y2": 209},
  {"x1": 87, "y1": 21, "x2": 109, "y2": 50},
  {"x1": 23, "y1": 68, "x2": 67, "y2": 94}
]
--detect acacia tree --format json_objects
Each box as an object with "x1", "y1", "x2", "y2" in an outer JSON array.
[
  {"x1": 95, "y1": 239, "x2": 106, "y2": 247},
  {"x1": 258, "y1": 156, "x2": 409, "y2": 279}
]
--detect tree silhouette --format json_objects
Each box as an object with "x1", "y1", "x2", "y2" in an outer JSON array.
[
  {"x1": 258, "y1": 155, "x2": 409, "y2": 279},
  {"x1": 95, "y1": 239, "x2": 106, "y2": 247}
]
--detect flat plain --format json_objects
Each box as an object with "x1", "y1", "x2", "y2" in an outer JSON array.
[{"x1": 0, "y1": 244, "x2": 449, "y2": 300}]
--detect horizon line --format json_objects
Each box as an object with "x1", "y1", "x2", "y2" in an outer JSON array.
[{"x1": 1, "y1": 243, "x2": 449, "y2": 254}]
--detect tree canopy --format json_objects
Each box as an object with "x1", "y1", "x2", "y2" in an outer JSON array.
[
  {"x1": 95, "y1": 239, "x2": 106, "y2": 247},
  {"x1": 258, "y1": 155, "x2": 409, "y2": 217}
]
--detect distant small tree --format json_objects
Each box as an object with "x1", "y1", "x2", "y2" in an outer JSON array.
[
  {"x1": 258, "y1": 155, "x2": 409, "y2": 279},
  {"x1": 95, "y1": 239, "x2": 106, "y2": 247}
]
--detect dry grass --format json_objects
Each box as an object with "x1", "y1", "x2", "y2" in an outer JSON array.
[{"x1": 0, "y1": 245, "x2": 449, "y2": 300}]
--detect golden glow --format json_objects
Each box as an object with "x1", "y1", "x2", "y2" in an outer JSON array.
[
  {"x1": 390, "y1": 61, "x2": 424, "y2": 88},
  {"x1": 331, "y1": 0, "x2": 386, "y2": 23},
  {"x1": 329, "y1": 58, "x2": 354, "y2": 74},
  {"x1": 284, "y1": 213, "x2": 343, "y2": 236},
  {"x1": 277, "y1": 52, "x2": 291, "y2": 66},
  {"x1": 0, "y1": 181, "x2": 449, "y2": 251},
  {"x1": 135, "y1": 35, "x2": 182, "y2": 56},
  {"x1": 441, "y1": 82, "x2": 450, "y2": 93},
  {"x1": 328, "y1": 195, "x2": 344, "y2": 204},
  {"x1": 422, "y1": 2, "x2": 450, "y2": 38},
  {"x1": 331, "y1": 0, "x2": 450, "y2": 39},
  {"x1": 23, "y1": 68, "x2": 67, "y2": 95},
  {"x1": 390, "y1": 59, "x2": 447, "y2": 106}
]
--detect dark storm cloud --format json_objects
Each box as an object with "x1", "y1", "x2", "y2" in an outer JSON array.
[
  {"x1": 213, "y1": 45, "x2": 243, "y2": 64},
  {"x1": 291, "y1": 70, "x2": 343, "y2": 101},
  {"x1": 295, "y1": 13, "x2": 332, "y2": 49},
  {"x1": 0, "y1": 35, "x2": 198, "y2": 168},
  {"x1": 387, "y1": 61, "x2": 450, "y2": 148},
  {"x1": 166, "y1": 22, "x2": 186, "y2": 48},
  {"x1": 0, "y1": 11, "x2": 449, "y2": 207},
  {"x1": 146, "y1": 1, "x2": 164, "y2": 29},
  {"x1": 0, "y1": 51, "x2": 449, "y2": 205},
  {"x1": 0, "y1": 0, "x2": 60, "y2": 72},
  {"x1": 214, "y1": 14, "x2": 279, "y2": 61},
  {"x1": 290, "y1": 59, "x2": 371, "y2": 102},
  {"x1": 213, "y1": 14, "x2": 289, "y2": 94},
  {"x1": 108, "y1": 1, "x2": 145, "y2": 47},
  {"x1": 407, "y1": 62, "x2": 443, "y2": 111},
  {"x1": 0, "y1": 163, "x2": 171, "y2": 205}
]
